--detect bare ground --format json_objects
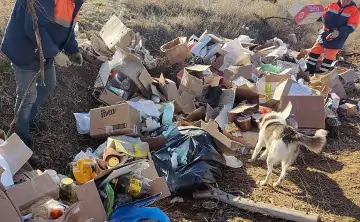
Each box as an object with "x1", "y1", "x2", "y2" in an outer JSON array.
[{"x1": 1, "y1": 0, "x2": 360, "y2": 221}]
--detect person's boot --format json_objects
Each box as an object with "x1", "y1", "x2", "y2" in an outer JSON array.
[
  {"x1": 318, "y1": 58, "x2": 334, "y2": 74},
  {"x1": 306, "y1": 52, "x2": 320, "y2": 75},
  {"x1": 30, "y1": 119, "x2": 49, "y2": 132},
  {"x1": 25, "y1": 140, "x2": 41, "y2": 168}
]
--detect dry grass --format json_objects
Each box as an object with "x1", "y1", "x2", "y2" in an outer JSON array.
[{"x1": 1, "y1": 0, "x2": 360, "y2": 221}]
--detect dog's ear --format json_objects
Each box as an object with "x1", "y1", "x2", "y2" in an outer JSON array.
[{"x1": 280, "y1": 102, "x2": 292, "y2": 119}]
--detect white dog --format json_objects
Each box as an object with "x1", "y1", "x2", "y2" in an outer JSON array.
[{"x1": 248, "y1": 106, "x2": 328, "y2": 187}]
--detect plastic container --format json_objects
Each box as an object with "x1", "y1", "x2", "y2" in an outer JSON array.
[
  {"x1": 117, "y1": 173, "x2": 151, "y2": 198},
  {"x1": 235, "y1": 115, "x2": 252, "y2": 132}
]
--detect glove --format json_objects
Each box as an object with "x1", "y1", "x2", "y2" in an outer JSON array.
[
  {"x1": 326, "y1": 30, "x2": 339, "y2": 41},
  {"x1": 69, "y1": 52, "x2": 83, "y2": 66},
  {"x1": 54, "y1": 52, "x2": 71, "y2": 67}
]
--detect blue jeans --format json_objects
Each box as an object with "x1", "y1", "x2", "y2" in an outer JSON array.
[{"x1": 13, "y1": 62, "x2": 56, "y2": 143}]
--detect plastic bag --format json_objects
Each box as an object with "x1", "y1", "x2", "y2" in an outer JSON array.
[
  {"x1": 72, "y1": 159, "x2": 97, "y2": 184},
  {"x1": 74, "y1": 148, "x2": 98, "y2": 162},
  {"x1": 162, "y1": 102, "x2": 174, "y2": 127},
  {"x1": 103, "y1": 183, "x2": 115, "y2": 217},
  {"x1": 152, "y1": 127, "x2": 226, "y2": 195},
  {"x1": 73, "y1": 113, "x2": 90, "y2": 135}
]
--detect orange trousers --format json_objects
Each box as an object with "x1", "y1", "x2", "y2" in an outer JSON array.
[{"x1": 310, "y1": 42, "x2": 339, "y2": 60}]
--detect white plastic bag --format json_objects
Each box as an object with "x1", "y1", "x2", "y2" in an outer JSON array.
[
  {"x1": 73, "y1": 113, "x2": 90, "y2": 135},
  {"x1": 127, "y1": 100, "x2": 160, "y2": 118},
  {"x1": 0, "y1": 154, "x2": 14, "y2": 188}
]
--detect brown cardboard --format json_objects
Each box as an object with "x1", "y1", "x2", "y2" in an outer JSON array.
[
  {"x1": 6, "y1": 173, "x2": 59, "y2": 210},
  {"x1": 0, "y1": 133, "x2": 33, "y2": 176},
  {"x1": 224, "y1": 131, "x2": 259, "y2": 149},
  {"x1": 228, "y1": 104, "x2": 257, "y2": 122},
  {"x1": 113, "y1": 54, "x2": 151, "y2": 98},
  {"x1": 90, "y1": 103, "x2": 140, "y2": 138},
  {"x1": 99, "y1": 15, "x2": 134, "y2": 52},
  {"x1": 338, "y1": 103, "x2": 358, "y2": 117},
  {"x1": 205, "y1": 104, "x2": 221, "y2": 122},
  {"x1": 98, "y1": 88, "x2": 125, "y2": 105},
  {"x1": 179, "y1": 71, "x2": 204, "y2": 97},
  {"x1": 179, "y1": 91, "x2": 196, "y2": 114},
  {"x1": 279, "y1": 96, "x2": 325, "y2": 129},
  {"x1": 185, "y1": 106, "x2": 206, "y2": 121},
  {"x1": 201, "y1": 121, "x2": 245, "y2": 154},
  {"x1": 158, "y1": 74, "x2": 181, "y2": 102},
  {"x1": 0, "y1": 189, "x2": 22, "y2": 222},
  {"x1": 224, "y1": 65, "x2": 254, "y2": 85},
  {"x1": 339, "y1": 69, "x2": 358, "y2": 84},
  {"x1": 160, "y1": 37, "x2": 191, "y2": 64},
  {"x1": 311, "y1": 71, "x2": 347, "y2": 99},
  {"x1": 141, "y1": 135, "x2": 166, "y2": 152}
]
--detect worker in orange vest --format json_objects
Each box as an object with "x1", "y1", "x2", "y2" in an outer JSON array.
[{"x1": 306, "y1": 0, "x2": 359, "y2": 74}]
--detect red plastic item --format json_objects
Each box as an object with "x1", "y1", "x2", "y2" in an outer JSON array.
[{"x1": 50, "y1": 208, "x2": 64, "y2": 219}]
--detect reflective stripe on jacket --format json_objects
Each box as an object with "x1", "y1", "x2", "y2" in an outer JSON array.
[
  {"x1": 1, "y1": 0, "x2": 83, "y2": 71},
  {"x1": 317, "y1": 1, "x2": 359, "y2": 49}
]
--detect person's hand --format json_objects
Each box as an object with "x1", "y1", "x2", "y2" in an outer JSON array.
[
  {"x1": 54, "y1": 52, "x2": 71, "y2": 67},
  {"x1": 69, "y1": 52, "x2": 83, "y2": 66},
  {"x1": 326, "y1": 30, "x2": 340, "y2": 41}
]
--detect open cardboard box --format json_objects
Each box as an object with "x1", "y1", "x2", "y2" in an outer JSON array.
[{"x1": 0, "y1": 172, "x2": 107, "y2": 222}]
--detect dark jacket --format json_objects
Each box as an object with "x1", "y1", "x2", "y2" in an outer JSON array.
[
  {"x1": 317, "y1": 0, "x2": 359, "y2": 49},
  {"x1": 1, "y1": 0, "x2": 83, "y2": 71}
]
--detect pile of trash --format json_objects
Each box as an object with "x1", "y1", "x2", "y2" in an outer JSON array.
[{"x1": 1, "y1": 11, "x2": 360, "y2": 222}]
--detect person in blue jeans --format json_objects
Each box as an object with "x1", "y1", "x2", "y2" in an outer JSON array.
[{"x1": 1, "y1": 0, "x2": 85, "y2": 164}]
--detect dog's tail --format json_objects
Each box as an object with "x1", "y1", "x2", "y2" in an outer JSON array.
[{"x1": 296, "y1": 129, "x2": 328, "y2": 153}]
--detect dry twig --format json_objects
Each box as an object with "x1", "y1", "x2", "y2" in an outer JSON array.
[{"x1": 6, "y1": 0, "x2": 44, "y2": 137}]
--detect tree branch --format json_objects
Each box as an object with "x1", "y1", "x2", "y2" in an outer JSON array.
[{"x1": 6, "y1": 0, "x2": 44, "y2": 138}]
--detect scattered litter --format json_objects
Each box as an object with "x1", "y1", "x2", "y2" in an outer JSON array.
[
  {"x1": 223, "y1": 154, "x2": 243, "y2": 168},
  {"x1": 170, "y1": 197, "x2": 184, "y2": 204},
  {"x1": 73, "y1": 112, "x2": 90, "y2": 135}
]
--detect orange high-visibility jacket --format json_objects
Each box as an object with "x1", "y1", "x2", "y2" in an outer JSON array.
[{"x1": 317, "y1": 0, "x2": 359, "y2": 49}]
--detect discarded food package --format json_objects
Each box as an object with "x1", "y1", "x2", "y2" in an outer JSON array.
[
  {"x1": 160, "y1": 37, "x2": 191, "y2": 64},
  {"x1": 99, "y1": 15, "x2": 135, "y2": 52},
  {"x1": 90, "y1": 103, "x2": 141, "y2": 138},
  {"x1": 338, "y1": 103, "x2": 358, "y2": 117},
  {"x1": 288, "y1": 1, "x2": 324, "y2": 25},
  {"x1": 152, "y1": 127, "x2": 225, "y2": 195}
]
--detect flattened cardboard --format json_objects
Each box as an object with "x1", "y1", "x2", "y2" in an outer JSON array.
[
  {"x1": 224, "y1": 131, "x2": 259, "y2": 149},
  {"x1": 6, "y1": 173, "x2": 59, "y2": 210},
  {"x1": 90, "y1": 103, "x2": 141, "y2": 138},
  {"x1": 201, "y1": 121, "x2": 245, "y2": 154},
  {"x1": 99, "y1": 15, "x2": 134, "y2": 52},
  {"x1": 205, "y1": 104, "x2": 221, "y2": 122},
  {"x1": 279, "y1": 96, "x2": 325, "y2": 129},
  {"x1": 339, "y1": 69, "x2": 358, "y2": 84},
  {"x1": 0, "y1": 133, "x2": 33, "y2": 176},
  {"x1": 98, "y1": 88, "x2": 125, "y2": 105}
]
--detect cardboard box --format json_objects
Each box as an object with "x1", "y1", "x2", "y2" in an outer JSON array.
[
  {"x1": 0, "y1": 133, "x2": 33, "y2": 176},
  {"x1": 98, "y1": 88, "x2": 125, "y2": 106},
  {"x1": 99, "y1": 15, "x2": 135, "y2": 52},
  {"x1": 113, "y1": 53, "x2": 153, "y2": 98},
  {"x1": 158, "y1": 74, "x2": 181, "y2": 102},
  {"x1": 288, "y1": 1, "x2": 324, "y2": 25},
  {"x1": 0, "y1": 173, "x2": 107, "y2": 222},
  {"x1": 338, "y1": 103, "x2": 358, "y2": 117},
  {"x1": 223, "y1": 65, "x2": 253, "y2": 86},
  {"x1": 90, "y1": 103, "x2": 141, "y2": 138},
  {"x1": 339, "y1": 69, "x2": 359, "y2": 90},
  {"x1": 257, "y1": 74, "x2": 289, "y2": 104},
  {"x1": 201, "y1": 121, "x2": 246, "y2": 154},
  {"x1": 224, "y1": 131, "x2": 259, "y2": 149},
  {"x1": 279, "y1": 95, "x2": 325, "y2": 129},
  {"x1": 178, "y1": 91, "x2": 197, "y2": 114},
  {"x1": 310, "y1": 70, "x2": 347, "y2": 99},
  {"x1": 160, "y1": 37, "x2": 191, "y2": 64}
]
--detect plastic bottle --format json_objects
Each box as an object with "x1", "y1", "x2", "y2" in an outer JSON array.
[{"x1": 260, "y1": 62, "x2": 281, "y2": 73}]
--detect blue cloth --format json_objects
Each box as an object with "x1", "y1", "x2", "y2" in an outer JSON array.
[
  {"x1": 318, "y1": 1, "x2": 357, "y2": 49},
  {"x1": 109, "y1": 193, "x2": 170, "y2": 222},
  {"x1": 1, "y1": 0, "x2": 83, "y2": 71},
  {"x1": 13, "y1": 61, "x2": 56, "y2": 142}
]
